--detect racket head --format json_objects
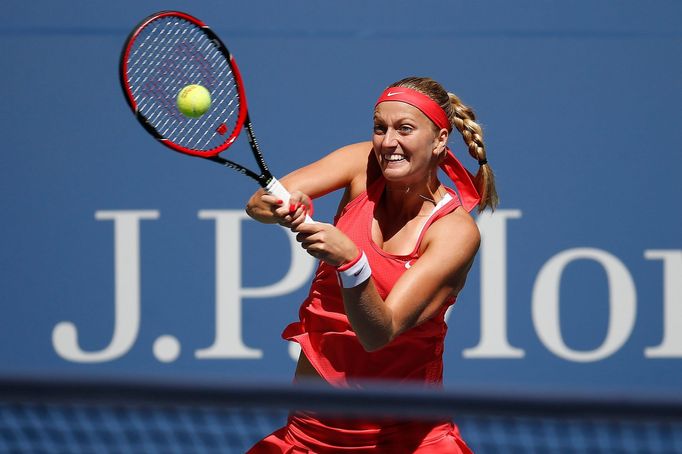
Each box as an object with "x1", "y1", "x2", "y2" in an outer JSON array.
[{"x1": 120, "y1": 11, "x2": 248, "y2": 157}]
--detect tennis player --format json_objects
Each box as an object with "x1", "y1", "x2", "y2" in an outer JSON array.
[{"x1": 245, "y1": 77, "x2": 496, "y2": 453}]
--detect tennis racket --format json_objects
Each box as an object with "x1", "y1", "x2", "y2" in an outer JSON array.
[{"x1": 120, "y1": 10, "x2": 312, "y2": 221}]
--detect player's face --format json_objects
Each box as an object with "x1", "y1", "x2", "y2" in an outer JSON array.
[{"x1": 372, "y1": 102, "x2": 445, "y2": 185}]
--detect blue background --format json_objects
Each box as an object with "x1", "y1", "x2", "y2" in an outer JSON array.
[{"x1": 1, "y1": 1, "x2": 680, "y2": 397}]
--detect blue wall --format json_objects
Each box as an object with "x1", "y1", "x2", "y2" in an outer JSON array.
[{"x1": 2, "y1": 0, "x2": 680, "y2": 397}]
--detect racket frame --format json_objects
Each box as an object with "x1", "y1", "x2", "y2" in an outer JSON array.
[
  {"x1": 119, "y1": 11, "x2": 276, "y2": 183},
  {"x1": 120, "y1": 11, "x2": 312, "y2": 221}
]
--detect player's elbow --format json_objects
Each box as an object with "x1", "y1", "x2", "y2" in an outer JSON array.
[
  {"x1": 244, "y1": 200, "x2": 260, "y2": 220},
  {"x1": 357, "y1": 330, "x2": 394, "y2": 352},
  {"x1": 245, "y1": 191, "x2": 277, "y2": 224},
  {"x1": 244, "y1": 202, "x2": 263, "y2": 222}
]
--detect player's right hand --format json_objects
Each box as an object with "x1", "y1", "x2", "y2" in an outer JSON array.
[{"x1": 260, "y1": 190, "x2": 312, "y2": 229}]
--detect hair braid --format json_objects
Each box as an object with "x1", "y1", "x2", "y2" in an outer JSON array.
[{"x1": 448, "y1": 93, "x2": 499, "y2": 211}]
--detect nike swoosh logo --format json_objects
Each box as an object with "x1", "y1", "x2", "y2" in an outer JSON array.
[
  {"x1": 353, "y1": 265, "x2": 365, "y2": 277},
  {"x1": 386, "y1": 91, "x2": 403, "y2": 97},
  {"x1": 404, "y1": 260, "x2": 413, "y2": 269}
]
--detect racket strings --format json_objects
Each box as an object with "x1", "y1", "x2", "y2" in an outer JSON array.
[{"x1": 125, "y1": 16, "x2": 241, "y2": 153}]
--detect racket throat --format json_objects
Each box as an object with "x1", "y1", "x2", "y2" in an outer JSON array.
[{"x1": 207, "y1": 155, "x2": 268, "y2": 184}]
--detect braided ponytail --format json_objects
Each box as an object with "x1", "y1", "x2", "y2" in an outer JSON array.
[
  {"x1": 389, "y1": 77, "x2": 499, "y2": 212},
  {"x1": 447, "y1": 92, "x2": 499, "y2": 212}
]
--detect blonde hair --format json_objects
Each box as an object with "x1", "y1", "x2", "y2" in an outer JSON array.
[{"x1": 389, "y1": 77, "x2": 499, "y2": 212}]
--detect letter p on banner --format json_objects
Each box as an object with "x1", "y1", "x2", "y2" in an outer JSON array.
[{"x1": 195, "y1": 210, "x2": 316, "y2": 359}]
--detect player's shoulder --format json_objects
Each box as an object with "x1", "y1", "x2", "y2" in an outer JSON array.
[
  {"x1": 423, "y1": 206, "x2": 481, "y2": 254},
  {"x1": 323, "y1": 141, "x2": 374, "y2": 175},
  {"x1": 327, "y1": 141, "x2": 378, "y2": 197},
  {"x1": 331, "y1": 141, "x2": 374, "y2": 158}
]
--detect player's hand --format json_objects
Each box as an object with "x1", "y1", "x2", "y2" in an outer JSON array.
[
  {"x1": 293, "y1": 222, "x2": 359, "y2": 267},
  {"x1": 260, "y1": 190, "x2": 312, "y2": 229}
]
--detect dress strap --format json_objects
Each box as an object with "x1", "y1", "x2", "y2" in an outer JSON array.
[{"x1": 410, "y1": 187, "x2": 461, "y2": 256}]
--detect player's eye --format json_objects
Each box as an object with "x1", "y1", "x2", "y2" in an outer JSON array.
[
  {"x1": 399, "y1": 124, "x2": 414, "y2": 134},
  {"x1": 373, "y1": 124, "x2": 386, "y2": 134}
]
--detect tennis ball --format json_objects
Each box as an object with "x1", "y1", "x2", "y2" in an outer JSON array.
[{"x1": 177, "y1": 84, "x2": 212, "y2": 118}]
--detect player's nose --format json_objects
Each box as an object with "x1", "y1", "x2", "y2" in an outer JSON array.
[{"x1": 382, "y1": 128, "x2": 399, "y2": 147}]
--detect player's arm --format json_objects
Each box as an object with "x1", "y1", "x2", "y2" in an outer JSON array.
[
  {"x1": 296, "y1": 209, "x2": 480, "y2": 352},
  {"x1": 348, "y1": 211, "x2": 479, "y2": 351},
  {"x1": 245, "y1": 141, "x2": 372, "y2": 224}
]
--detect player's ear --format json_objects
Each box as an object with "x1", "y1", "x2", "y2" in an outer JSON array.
[{"x1": 432, "y1": 128, "x2": 449, "y2": 158}]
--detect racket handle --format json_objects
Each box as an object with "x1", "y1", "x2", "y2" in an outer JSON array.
[{"x1": 265, "y1": 177, "x2": 314, "y2": 224}]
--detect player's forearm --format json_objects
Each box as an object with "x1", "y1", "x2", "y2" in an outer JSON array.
[{"x1": 341, "y1": 281, "x2": 395, "y2": 352}]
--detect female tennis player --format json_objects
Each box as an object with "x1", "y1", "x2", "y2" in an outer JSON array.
[{"x1": 245, "y1": 77, "x2": 497, "y2": 453}]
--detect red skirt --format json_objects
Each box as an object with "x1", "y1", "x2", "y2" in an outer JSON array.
[{"x1": 246, "y1": 413, "x2": 473, "y2": 454}]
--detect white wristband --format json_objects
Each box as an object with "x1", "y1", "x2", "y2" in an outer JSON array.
[{"x1": 337, "y1": 251, "x2": 372, "y2": 288}]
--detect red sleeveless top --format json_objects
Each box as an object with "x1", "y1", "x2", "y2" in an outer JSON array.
[{"x1": 282, "y1": 177, "x2": 463, "y2": 387}]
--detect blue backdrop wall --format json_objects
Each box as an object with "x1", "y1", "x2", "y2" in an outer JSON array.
[{"x1": 2, "y1": 0, "x2": 680, "y2": 397}]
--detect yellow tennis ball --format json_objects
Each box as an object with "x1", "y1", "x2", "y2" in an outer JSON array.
[{"x1": 177, "y1": 84, "x2": 212, "y2": 118}]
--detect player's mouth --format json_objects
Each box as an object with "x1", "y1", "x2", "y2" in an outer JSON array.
[{"x1": 383, "y1": 153, "x2": 407, "y2": 163}]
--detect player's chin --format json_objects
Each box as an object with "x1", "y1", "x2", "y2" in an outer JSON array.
[{"x1": 380, "y1": 162, "x2": 411, "y2": 180}]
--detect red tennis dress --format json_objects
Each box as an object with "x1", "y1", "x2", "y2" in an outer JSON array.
[{"x1": 247, "y1": 177, "x2": 473, "y2": 453}]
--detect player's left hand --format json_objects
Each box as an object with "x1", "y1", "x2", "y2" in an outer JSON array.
[{"x1": 293, "y1": 222, "x2": 359, "y2": 267}]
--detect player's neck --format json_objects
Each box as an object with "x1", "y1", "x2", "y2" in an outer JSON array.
[{"x1": 383, "y1": 177, "x2": 444, "y2": 219}]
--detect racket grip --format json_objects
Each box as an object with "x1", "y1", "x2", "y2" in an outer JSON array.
[{"x1": 265, "y1": 177, "x2": 314, "y2": 224}]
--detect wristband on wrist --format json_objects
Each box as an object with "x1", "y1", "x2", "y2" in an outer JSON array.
[{"x1": 336, "y1": 250, "x2": 372, "y2": 288}]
